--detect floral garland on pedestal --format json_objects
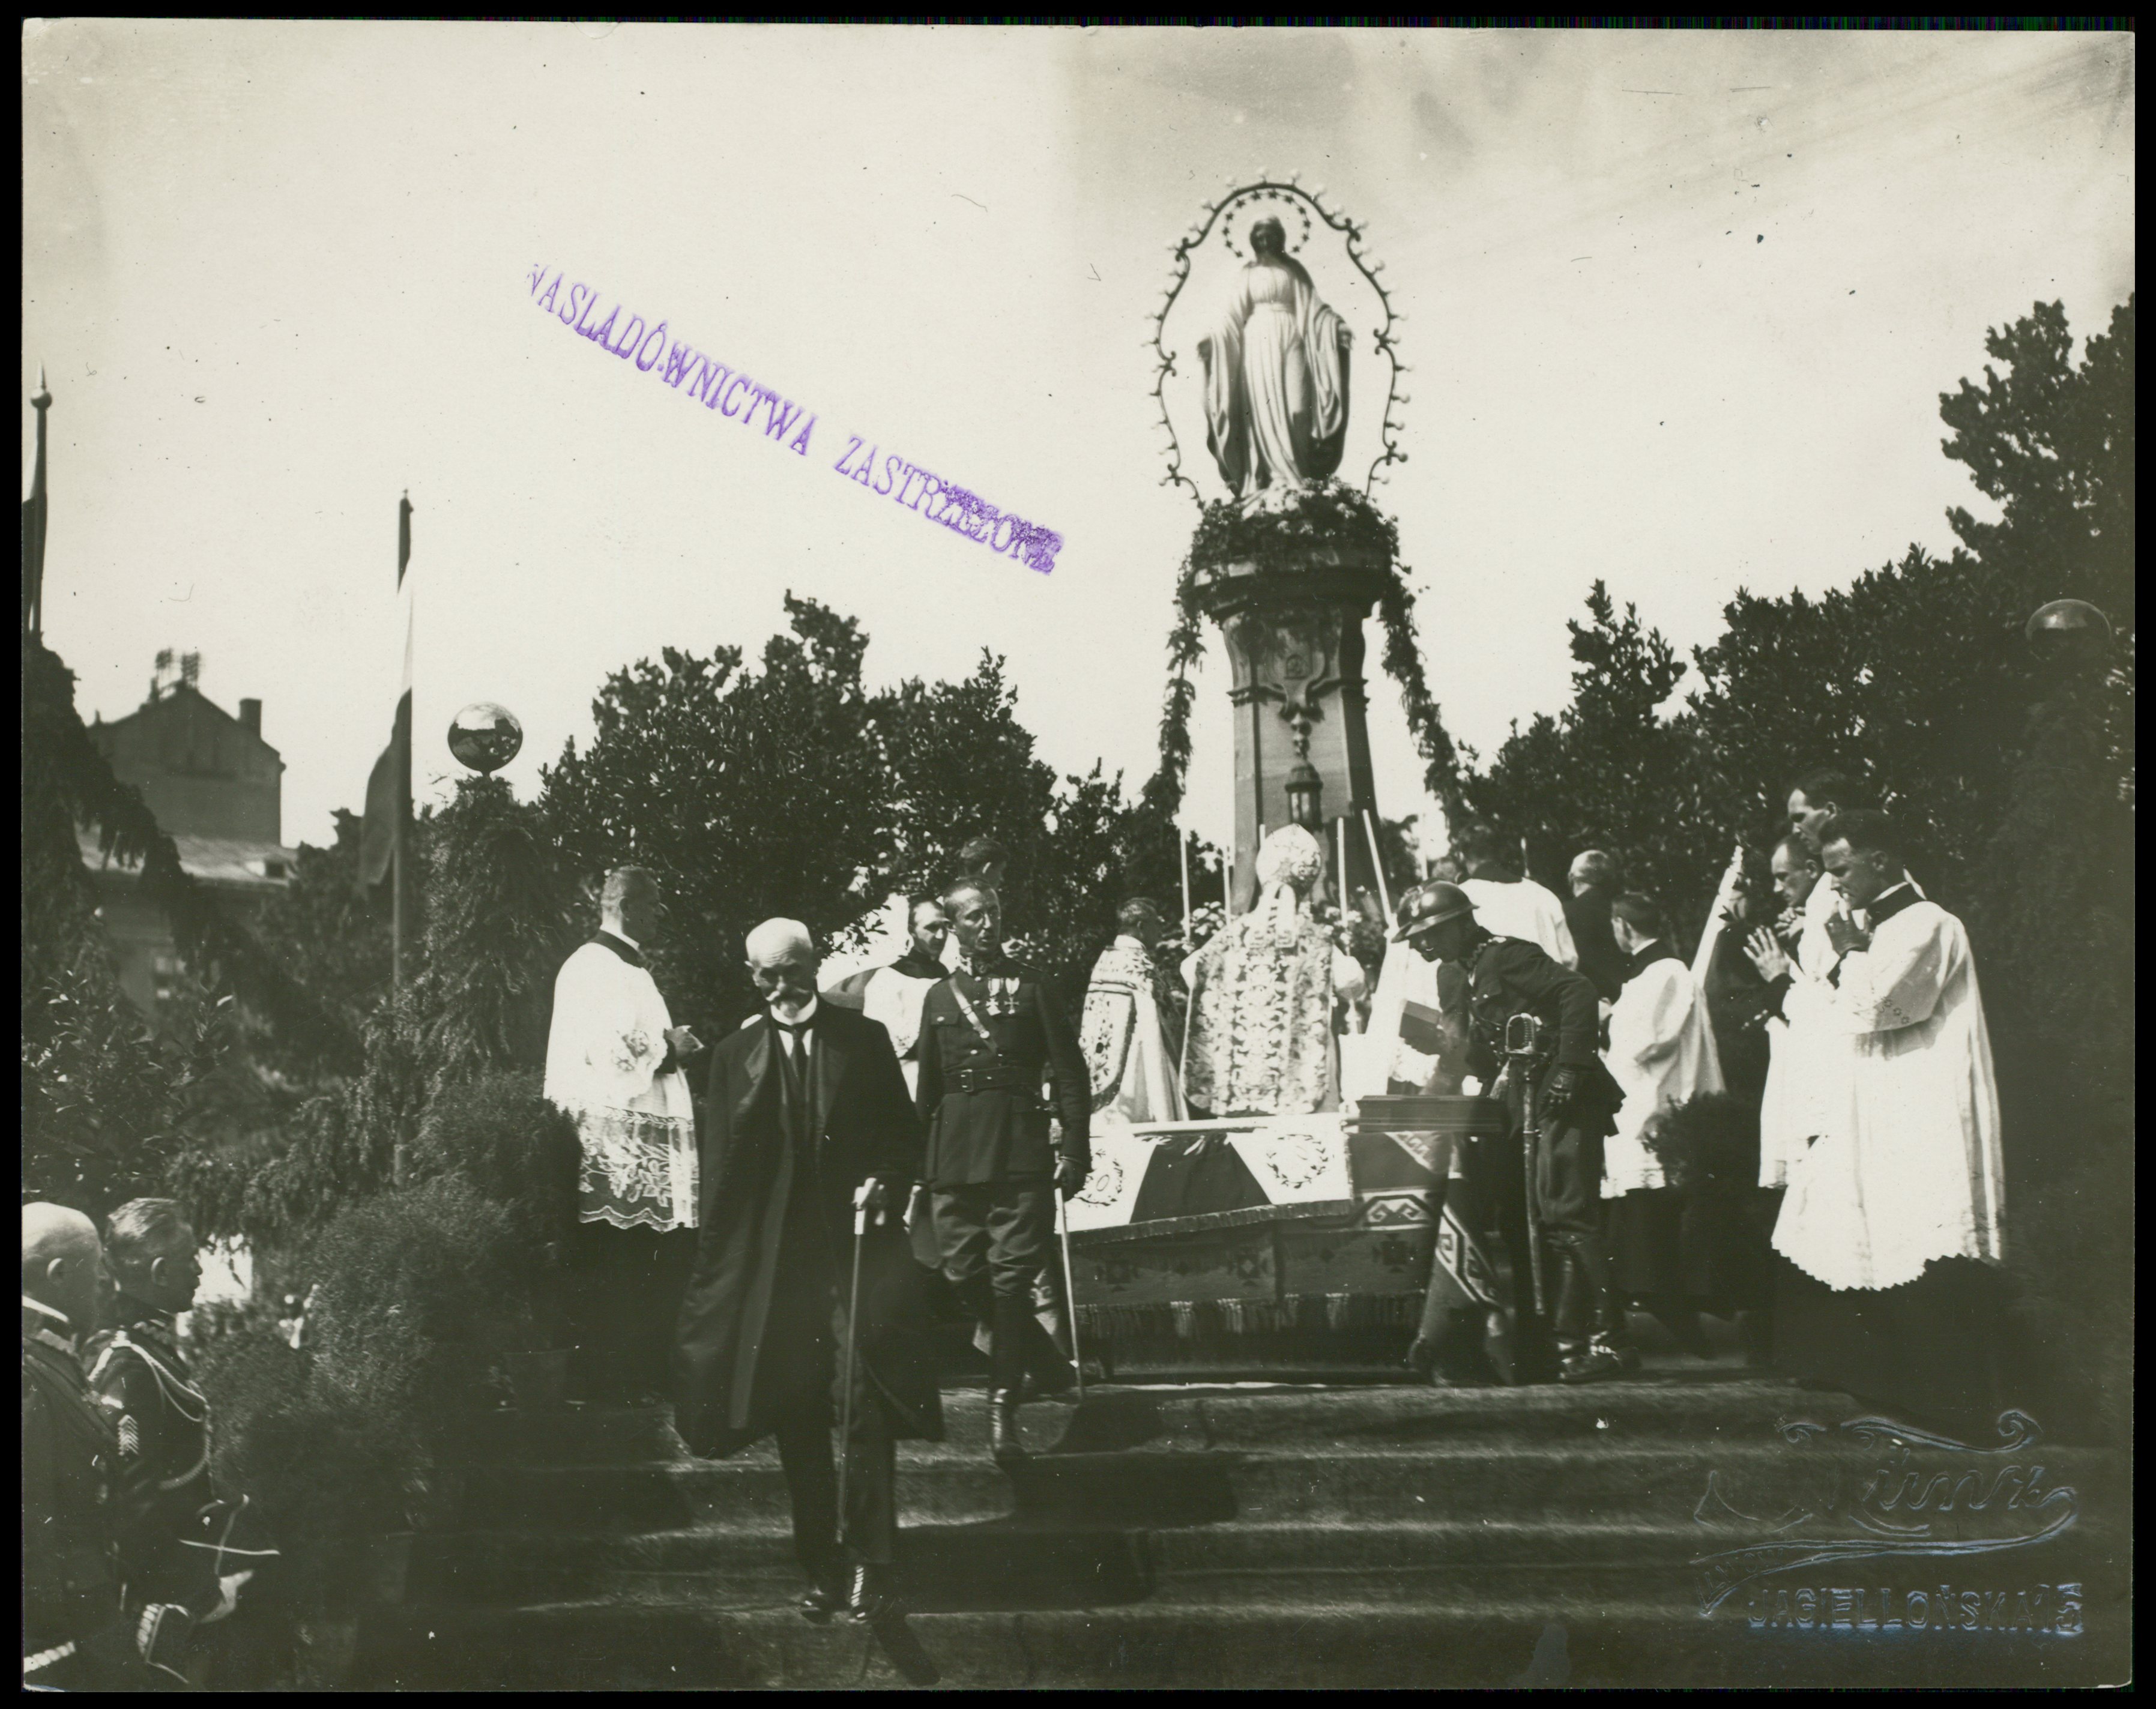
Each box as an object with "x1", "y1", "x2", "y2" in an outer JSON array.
[{"x1": 1140, "y1": 480, "x2": 1463, "y2": 845}]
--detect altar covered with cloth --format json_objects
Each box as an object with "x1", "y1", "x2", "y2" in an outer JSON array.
[{"x1": 1062, "y1": 1095, "x2": 1507, "y2": 1374}]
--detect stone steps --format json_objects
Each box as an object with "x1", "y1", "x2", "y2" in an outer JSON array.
[
  {"x1": 454, "y1": 1441, "x2": 2120, "y2": 1534},
  {"x1": 451, "y1": 1373, "x2": 1853, "y2": 1464},
  {"x1": 418, "y1": 1515, "x2": 1727, "y2": 1606},
  {"x1": 354, "y1": 1590, "x2": 2128, "y2": 1690},
  {"x1": 361, "y1": 1378, "x2": 2127, "y2": 1689}
]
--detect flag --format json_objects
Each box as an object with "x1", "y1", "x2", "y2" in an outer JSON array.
[
  {"x1": 23, "y1": 368, "x2": 51, "y2": 637},
  {"x1": 358, "y1": 495, "x2": 414, "y2": 889}
]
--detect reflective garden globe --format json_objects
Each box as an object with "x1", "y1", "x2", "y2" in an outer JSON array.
[{"x1": 447, "y1": 702, "x2": 523, "y2": 774}]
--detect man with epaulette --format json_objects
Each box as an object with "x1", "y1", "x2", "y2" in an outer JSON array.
[
  {"x1": 88, "y1": 1199, "x2": 268, "y2": 1684},
  {"x1": 22, "y1": 1202, "x2": 166, "y2": 1691},
  {"x1": 914, "y1": 880, "x2": 1091, "y2": 1463},
  {"x1": 1393, "y1": 880, "x2": 1638, "y2": 1384}
]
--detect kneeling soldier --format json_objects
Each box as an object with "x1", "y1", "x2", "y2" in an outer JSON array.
[
  {"x1": 1394, "y1": 881, "x2": 1638, "y2": 1383},
  {"x1": 916, "y1": 881, "x2": 1091, "y2": 1463}
]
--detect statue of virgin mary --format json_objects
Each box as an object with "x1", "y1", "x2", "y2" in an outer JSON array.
[{"x1": 1198, "y1": 217, "x2": 1353, "y2": 503}]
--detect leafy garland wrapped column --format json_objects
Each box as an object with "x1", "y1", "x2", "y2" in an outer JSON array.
[{"x1": 1142, "y1": 484, "x2": 1462, "y2": 833}]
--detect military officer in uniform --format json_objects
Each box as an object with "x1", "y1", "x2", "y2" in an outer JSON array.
[
  {"x1": 22, "y1": 1202, "x2": 166, "y2": 1691},
  {"x1": 89, "y1": 1199, "x2": 273, "y2": 1686},
  {"x1": 914, "y1": 881, "x2": 1091, "y2": 1463},
  {"x1": 1393, "y1": 881, "x2": 1638, "y2": 1384}
]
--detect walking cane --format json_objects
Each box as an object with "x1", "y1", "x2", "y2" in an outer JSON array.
[
  {"x1": 836, "y1": 1181, "x2": 873, "y2": 1549},
  {"x1": 1054, "y1": 1184, "x2": 1087, "y2": 1403},
  {"x1": 1504, "y1": 1014, "x2": 1550, "y2": 1319}
]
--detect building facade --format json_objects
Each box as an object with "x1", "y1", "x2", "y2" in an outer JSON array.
[{"x1": 81, "y1": 657, "x2": 295, "y2": 1019}]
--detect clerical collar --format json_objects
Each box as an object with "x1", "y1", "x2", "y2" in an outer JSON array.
[
  {"x1": 594, "y1": 929, "x2": 646, "y2": 967},
  {"x1": 890, "y1": 949, "x2": 947, "y2": 980},
  {"x1": 1626, "y1": 939, "x2": 1680, "y2": 977},
  {"x1": 1863, "y1": 882, "x2": 1920, "y2": 926},
  {"x1": 769, "y1": 996, "x2": 820, "y2": 1031}
]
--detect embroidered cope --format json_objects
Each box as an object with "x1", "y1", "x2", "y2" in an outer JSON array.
[
  {"x1": 1081, "y1": 936, "x2": 1189, "y2": 1125},
  {"x1": 1180, "y1": 827, "x2": 1366, "y2": 1118}
]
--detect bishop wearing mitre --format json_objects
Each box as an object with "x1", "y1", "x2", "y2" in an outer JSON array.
[{"x1": 544, "y1": 866, "x2": 702, "y2": 1403}]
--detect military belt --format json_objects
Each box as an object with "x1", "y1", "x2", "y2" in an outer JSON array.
[{"x1": 949, "y1": 1066, "x2": 1041, "y2": 1097}]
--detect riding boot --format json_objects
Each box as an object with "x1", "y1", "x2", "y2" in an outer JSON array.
[
  {"x1": 1561, "y1": 1240, "x2": 1640, "y2": 1383},
  {"x1": 1589, "y1": 1267, "x2": 1643, "y2": 1375},
  {"x1": 988, "y1": 1292, "x2": 1031, "y2": 1465},
  {"x1": 1548, "y1": 1243, "x2": 1589, "y2": 1373}
]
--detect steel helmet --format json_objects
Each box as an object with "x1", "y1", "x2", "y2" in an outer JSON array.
[{"x1": 1392, "y1": 879, "x2": 1477, "y2": 942}]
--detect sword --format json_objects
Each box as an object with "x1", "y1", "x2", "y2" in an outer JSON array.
[
  {"x1": 1054, "y1": 1183, "x2": 1087, "y2": 1403},
  {"x1": 1504, "y1": 1013, "x2": 1550, "y2": 1320}
]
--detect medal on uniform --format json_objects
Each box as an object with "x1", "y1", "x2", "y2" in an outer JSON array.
[{"x1": 987, "y1": 975, "x2": 1020, "y2": 1017}]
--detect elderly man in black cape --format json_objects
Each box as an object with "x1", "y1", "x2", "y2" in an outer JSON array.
[{"x1": 674, "y1": 917, "x2": 944, "y2": 1628}]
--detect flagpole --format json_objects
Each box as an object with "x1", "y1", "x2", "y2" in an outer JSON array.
[
  {"x1": 392, "y1": 492, "x2": 413, "y2": 996},
  {"x1": 23, "y1": 366, "x2": 51, "y2": 639}
]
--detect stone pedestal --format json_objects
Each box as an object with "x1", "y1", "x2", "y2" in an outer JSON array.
[{"x1": 1189, "y1": 541, "x2": 1394, "y2": 912}]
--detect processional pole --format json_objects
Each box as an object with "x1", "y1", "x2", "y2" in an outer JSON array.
[
  {"x1": 1179, "y1": 828, "x2": 1193, "y2": 934},
  {"x1": 1360, "y1": 807, "x2": 1395, "y2": 930}
]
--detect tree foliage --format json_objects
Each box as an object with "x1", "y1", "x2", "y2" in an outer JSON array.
[
  {"x1": 408, "y1": 778, "x2": 577, "y2": 1085},
  {"x1": 1446, "y1": 297, "x2": 2133, "y2": 1436},
  {"x1": 1455, "y1": 296, "x2": 2134, "y2": 953},
  {"x1": 249, "y1": 810, "x2": 394, "y2": 1079},
  {"x1": 541, "y1": 596, "x2": 892, "y2": 1031},
  {"x1": 542, "y1": 595, "x2": 1196, "y2": 1024}
]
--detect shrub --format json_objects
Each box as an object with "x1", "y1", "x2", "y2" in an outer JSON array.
[
  {"x1": 404, "y1": 1070, "x2": 581, "y2": 1344},
  {"x1": 405, "y1": 1069, "x2": 579, "y2": 1260},
  {"x1": 1643, "y1": 1091, "x2": 1761, "y2": 1192},
  {"x1": 195, "y1": 1325, "x2": 425, "y2": 1618},
  {"x1": 2006, "y1": 1145, "x2": 2134, "y2": 1447},
  {"x1": 304, "y1": 1177, "x2": 531, "y2": 1416}
]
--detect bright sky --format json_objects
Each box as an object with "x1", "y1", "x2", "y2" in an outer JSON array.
[{"x1": 23, "y1": 24, "x2": 2136, "y2": 855}]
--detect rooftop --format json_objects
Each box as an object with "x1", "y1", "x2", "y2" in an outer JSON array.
[{"x1": 76, "y1": 827, "x2": 297, "y2": 890}]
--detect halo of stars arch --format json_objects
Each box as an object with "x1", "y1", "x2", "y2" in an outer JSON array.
[{"x1": 1148, "y1": 176, "x2": 1410, "y2": 505}]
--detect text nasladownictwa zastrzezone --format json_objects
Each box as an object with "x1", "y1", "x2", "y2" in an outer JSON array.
[{"x1": 528, "y1": 266, "x2": 1063, "y2": 574}]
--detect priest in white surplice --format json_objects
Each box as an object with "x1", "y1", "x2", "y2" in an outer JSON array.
[
  {"x1": 829, "y1": 896, "x2": 952, "y2": 1098},
  {"x1": 1602, "y1": 894, "x2": 1726, "y2": 1198},
  {"x1": 1600, "y1": 893, "x2": 1724, "y2": 1352},
  {"x1": 1452, "y1": 822, "x2": 1579, "y2": 969},
  {"x1": 1743, "y1": 831, "x2": 1848, "y2": 1191},
  {"x1": 545, "y1": 866, "x2": 702, "y2": 1402},
  {"x1": 1081, "y1": 899, "x2": 1188, "y2": 1126},
  {"x1": 1771, "y1": 811, "x2": 2007, "y2": 1433}
]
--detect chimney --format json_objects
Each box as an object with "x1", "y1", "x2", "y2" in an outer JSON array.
[{"x1": 239, "y1": 698, "x2": 262, "y2": 736}]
